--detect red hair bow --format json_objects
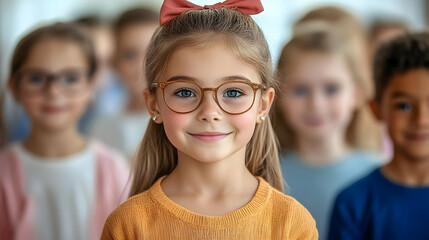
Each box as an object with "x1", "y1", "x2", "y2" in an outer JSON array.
[{"x1": 160, "y1": 0, "x2": 264, "y2": 26}]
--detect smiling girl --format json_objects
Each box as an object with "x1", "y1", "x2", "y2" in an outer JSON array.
[{"x1": 101, "y1": 0, "x2": 317, "y2": 239}]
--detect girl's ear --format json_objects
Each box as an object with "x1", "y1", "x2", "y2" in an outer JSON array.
[
  {"x1": 256, "y1": 87, "x2": 275, "y2": 124},
  {"x1": 369, "y1": 100, "x2": 382, "y2": 121},
  {"x1": 143, "y1": 88, "x2": 162, "y2": 123}
]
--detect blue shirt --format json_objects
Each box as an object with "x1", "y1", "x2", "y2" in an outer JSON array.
[
  {"x1": 281, "y1": 152, "x2": 380, "y2": 240},
  {"x1": 329, "y1": 168, "x2": 429, "y2": 240}
]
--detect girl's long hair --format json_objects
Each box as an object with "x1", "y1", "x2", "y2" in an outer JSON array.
[{"x1": 129, "y1": 8, "x2": 283, "y2": 196}]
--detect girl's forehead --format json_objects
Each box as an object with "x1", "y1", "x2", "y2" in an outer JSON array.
[
  {"x1": 285, "y1": 52, "x2": 352, "y2": 81},
  {"x1": 22, "y1": 39, "x2": 89, "y2": 71},
  {"x1": 162, "y1": 42, "x2": 262, "y2": 85}
]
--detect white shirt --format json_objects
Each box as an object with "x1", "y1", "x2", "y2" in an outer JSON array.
[{"x1": 15, "y1": 143, "x2": 95, "y2": 240}]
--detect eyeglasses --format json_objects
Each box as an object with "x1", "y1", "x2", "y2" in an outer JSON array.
[
  {"x1": 16, "y1": 69, "x2": 91, "y2": 97},
  {"x1": 152, "y1": 80, "x2": 266, "y2": 115}
]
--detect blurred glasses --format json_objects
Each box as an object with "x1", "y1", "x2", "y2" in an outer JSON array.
[
  {"x1": 17, "y1": 69, "x2": 90, "y2": 97},
  {"x1": 152, "y1": 80, "x2": 266, "y2": 115}
]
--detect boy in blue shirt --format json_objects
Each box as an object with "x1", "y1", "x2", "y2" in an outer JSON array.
[{"x1": 328, "y1": 33, "x2": 429, "y2": 240}]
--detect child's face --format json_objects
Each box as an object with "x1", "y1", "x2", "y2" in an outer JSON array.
[
  {"x1": 115, "y1": 23, "x2": 158, "y2": 94},
  {"x1": 279, "y1": 52, "x2": 358, "y2": 140},
  {"x1": 146, "y1": 42, "x2": 274, "y2": 163},
  {"x1": 15, "y1": 39, "x2": 93, "y2": 132},
  {"x1": 374, "y1": 69, "x2": 429, "y2": 161}
]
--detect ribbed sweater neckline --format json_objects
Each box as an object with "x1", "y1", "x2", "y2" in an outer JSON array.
[{"x1": 149, "y1": 176, "x2": 272, "y2": 228}]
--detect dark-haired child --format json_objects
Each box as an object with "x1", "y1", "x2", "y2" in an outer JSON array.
[{"x1": 328, "y1": 32, "x2": 429, "y2": 240}]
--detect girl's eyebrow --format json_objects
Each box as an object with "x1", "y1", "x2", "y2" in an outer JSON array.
[
  {"x1": 166, "y1": 76, "x2": 195, "y2": 82},
  {"x1": 221, "y1": 75, "x2": 252, "y2": 83},
  {"x1": 391, "y1": 91, "x2": 414, "y2": 99},
  {"x1": 166, "y1": 75, "x2": 252, "y2": 83},
  {"x1": 18, "y1": 67, "x2": 88, "y2": 73}
]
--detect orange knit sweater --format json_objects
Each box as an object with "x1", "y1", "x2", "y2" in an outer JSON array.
[{"x1": 101, "y1": 176, "x2": 318, "y2": 239}]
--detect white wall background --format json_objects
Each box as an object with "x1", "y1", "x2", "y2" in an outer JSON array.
[{"x1": 0, "y1": 0, "x2": 426, "y2": 85}]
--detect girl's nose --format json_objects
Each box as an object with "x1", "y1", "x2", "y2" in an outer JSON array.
[
  {"x1": 308, "y1": 91, "x2": 325, "y2": 110},
  {"x1": 415, "y1": 104, "x2": 429, "y2": 126},
  {"x1": 196, "y1": 91, "x2": 223, "y2": 122},
  {"x1": 44, "y1": 78, "x2": 62, "y2": 97}
]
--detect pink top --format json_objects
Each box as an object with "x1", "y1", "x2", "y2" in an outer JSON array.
[{"x1": 0, "y1": 141, "x2": 131, "y2": 240}]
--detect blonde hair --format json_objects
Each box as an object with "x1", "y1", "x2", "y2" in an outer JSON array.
[
  {"x1": 129, "y1": 8, "x2": 283, "y2": 196},
  {"x1": 273, "y1": 29, "x2": 381, "y2": 152},
  {"x1": 293, "y1": 6, "x2": 372, "y2": 98}
]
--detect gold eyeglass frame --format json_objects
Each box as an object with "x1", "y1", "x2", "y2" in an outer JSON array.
[{"x1": 152, "y1": 80, "x2": 266, "y2": 115}]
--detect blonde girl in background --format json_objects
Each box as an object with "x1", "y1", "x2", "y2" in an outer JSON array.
[
  {"x1": 0, "y1": 23, "x2": 129, "y2": 240},
  {"x1": 101, "y1": 0, "x2": 317, "y2": 239},
  {"x1": 273, "y1": 29, "x2": 381, "y2": 240},
  {"x1": 293, "y1": 6, "x2": 385, "y2": 160}
]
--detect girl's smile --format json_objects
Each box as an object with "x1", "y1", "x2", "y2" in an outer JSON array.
[
  {"x1": 188, "y1": 131, "x2": 232, "y2": 142},
  {"x1": 41, "y1": 104, "x2": 66, "y2": 114}
]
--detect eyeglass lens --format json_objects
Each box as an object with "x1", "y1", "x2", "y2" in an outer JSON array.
[{"x1": 162, "y1": 81, "x2": 257, "y2": 114}]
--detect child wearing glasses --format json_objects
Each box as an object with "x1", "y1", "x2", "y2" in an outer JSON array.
[
  {"x1": 0, "y1": 23, "x2": 130, "y2": 240},
  {"x1": 101, "y1": 0, "x2": 317, "y2": 239},
  {"x1": 328, "y1": 33, "x2": 429, "y2": 240},
  {"x1": 272, "y1": 30, "x2": 381, "y2": 240}
]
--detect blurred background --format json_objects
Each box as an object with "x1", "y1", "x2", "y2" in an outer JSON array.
[
  {"x1": 1, "y1": 0, "x2": 428, "y2": 85},
  {"x1": 0, "y1": 0, "x2": 428, "y2": 144}
]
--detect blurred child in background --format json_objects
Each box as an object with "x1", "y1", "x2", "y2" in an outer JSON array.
[
  {"x1": 293, "y1": 6, "x2": 371, "y2": 94},
  {"x1": 293, "y1": 7, "x2": 382, "y2": 152},
  {"x1": 74, "y1": 16, "x2": 125, "y2": 133},
  {"x1": 90, "y1": 7, "x2": 158, "y2": 162},
  {"x1": 329, "y1": 32, "x2": 429, "y2": 240},
  {"x1": 273, "y1": 29, "x2": 381, "y2": 240},
  {"x1": 0, "y1": 23, "x2": 129, "y2": 240},
  {"x1": 366, "y1": 19, "x2": 409, "y2": 162}
]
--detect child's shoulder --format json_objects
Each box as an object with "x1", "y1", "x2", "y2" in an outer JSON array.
[
  {"x1": 336, "y1": 168, "x2": 381, "y2": 203},
  {"x1": 0, "y1": 143, "x2": 19, "y2": 167},
  {"x1": 111, "y1": 190, "x2": 154, "y2": 216},
  {"x1": 103, "y1": 189, "x2": 156, "y2": 234},
  {"x1": 0, "y1": 144, "x2": 22, "y2": 188},
  {"x1": 348, "y1": 150, "x2": 382, "y2": 163},
  {"x1": 270, "y1": 186, "x2": 314, "y2": 218},
  {"x1": 268, "y1": 184, "x2": 318, "y2": 239},
  {"x1": 91, "y1": 140, "x2": 128, "y2": 167}
]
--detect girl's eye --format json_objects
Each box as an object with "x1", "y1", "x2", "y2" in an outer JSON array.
[
  {"x1": 29, "y1": 75, "x2": 45, "y2": 85},
  {"x1": 395, "y1": 102, "x2": 412, "y2": 112},
  {"x1": 64, "y1": 75, "x2": 79, "y2": 84},
  {"x1": 325, "y1": 85, "x2": 340, "y2": 96},
  {"x1": 294, "y1": 86, "x2": 308, "y2": 96},
  {"x1": 175, "y1": 89, "x2": 195, "y2": 98},
  {"x1": 223, "y1": 89, "x2": 243, "y2": 98}
]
